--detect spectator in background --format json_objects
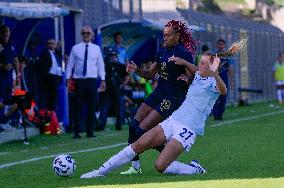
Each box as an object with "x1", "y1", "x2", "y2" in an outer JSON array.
[
  {"x1": 38, "y1": 39, "x2": 62, "y2": 111},
  {"x1": 195, "y1": 44, "x2": 209, "y2": 66},
  {"x1": 112, "y1": 32, "x2": 129, "y2": 65},
  {"x1": 0, "y1": 25, "x2": 19, "y2": 127},
  {"x1": 212, "y1": 39, "x2": 234, "y2": 120},
  {"x1": 66, "y1": 25, "x2": 106, "y2": 139},
  {"x1": 98, "y1": 47, "x2": 126, "y2": 131},
  {"x1": 97, "y1": 32, "x2": 129, "y2": 131},
  {"x1": 273, "y1": 53, "x2": 284, "y2": 104},
  {"x1": 0, "y1": 57, "x2": 29, "y2": 129},
  {"x1": 24, "y1": 41, "x2": 40, "y2": 100}
]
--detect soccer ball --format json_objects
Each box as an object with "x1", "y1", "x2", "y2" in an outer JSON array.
[{"x1": 52, "y1": 154, "x2": 76, "y2": 177}]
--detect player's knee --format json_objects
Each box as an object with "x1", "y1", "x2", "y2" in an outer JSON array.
[
  {"x1": 154, "y1": 160, "x2": 166, "y2": 173},
  {"x1": 132, "y1": 139, "x2": 147, "y2": 153}
]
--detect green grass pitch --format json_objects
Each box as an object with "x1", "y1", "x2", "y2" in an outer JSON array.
[{"x1": 0, "y1": 101, "x2": 284, "y2": 188}]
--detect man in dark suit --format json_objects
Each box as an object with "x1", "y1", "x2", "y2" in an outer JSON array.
[{"x1": 38, "y1": 39, "x2": 62, "y2": 111}]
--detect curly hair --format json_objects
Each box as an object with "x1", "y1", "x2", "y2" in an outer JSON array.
[{"x1": 165, "y1": 20, "x2": 197, "y2": 55}]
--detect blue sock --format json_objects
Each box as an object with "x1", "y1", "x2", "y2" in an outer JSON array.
[
  {"x1": 128, "y1": 119, "x2": 145, "y2": 161},
  {"x1": 128, "y1": 119, "x2": 140, "y2": 144},
  {"x1": 134, "y1": 125, "x2": 146, "y2": 139}
]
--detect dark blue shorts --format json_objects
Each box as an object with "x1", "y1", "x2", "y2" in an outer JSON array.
[
  {"x1": 0, "y1": 80, "x2": 13, "y2": 105},
  {"x1": 144, "y1": 90, "x2": 185, "y2": 119}
]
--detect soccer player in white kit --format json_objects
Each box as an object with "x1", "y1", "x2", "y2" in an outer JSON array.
[{"x1": 81, "y1": 54, "x2": 227, "y2": 178}]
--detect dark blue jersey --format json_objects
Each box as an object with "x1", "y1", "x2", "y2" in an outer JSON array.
[
  {"x1": 0, "y1": 42, "x2": 17, "y2": 81},
  {"x1": 155, "y1": 44, "x2": 194, "y2": 95}
]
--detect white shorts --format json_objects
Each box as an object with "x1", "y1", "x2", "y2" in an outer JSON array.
[{"x1": 160, "y1": 117, "x2": 196, "y2": 152}]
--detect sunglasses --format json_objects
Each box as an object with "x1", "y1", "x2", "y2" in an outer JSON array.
[{"x1": 81, "y1": 32, "x2": 91, "y2": 35}]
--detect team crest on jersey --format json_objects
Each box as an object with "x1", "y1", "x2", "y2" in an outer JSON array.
[
  {"x1": 160, "y1": 99, "x2": 171, "y2": 112},
  {"x1": 159, "y1": 62, "x2": 168, "y2": 80}
]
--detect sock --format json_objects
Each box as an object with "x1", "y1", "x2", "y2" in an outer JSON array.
[
  {"x1": 128, "y1": 119, "x2": 144, "y2": 162},
  {"x1": 134, "y1": 125, "x2": 146, "y2": 139},
  {"x1": 128, "y1": 119, "x2": 139, "y2": 144},
  {"x1": 131, "y1": 160, "x2": 141, "y2": 170},
  {"x1": 99, "y1": 145, "x2": 136, "y2": 175},
  {"x1": 277, "y1": 89, "x2": 282, "y2": 102},
  {"x1": 132, "y1": 124, "x2": 147, "y2": 162},
  {"x1": 163, "y1": 161, "x2": 197, "y2": 175}
]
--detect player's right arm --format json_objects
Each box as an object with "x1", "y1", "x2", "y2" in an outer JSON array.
[{"x1": 126, "y1": 61, "x2": 158, "y2": 80}]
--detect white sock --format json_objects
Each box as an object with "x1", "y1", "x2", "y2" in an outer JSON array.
[
  {"x1": 163, "y1": 161, "x2": 196, "y2": 175},
  {"x1": 132, "y1": 160, "x2": 141, "y2": 170},
  {"x1": 99, "y1": 145, "x2": 136, "y2": 175},
  {"x1": 277, "y1": 89, "x2": 282, "y2": 102}
]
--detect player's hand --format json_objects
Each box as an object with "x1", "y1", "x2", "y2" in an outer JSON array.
[
  {"x1": 168, "y1": 55, "x2": 187, "y2": 66},
  {"x1": 209, "y1": 54, "x2": 220, "y2": 73},
  {"x1": 126, "y1": 61, "x2": 137, "y2": 73},
  {"x1": 98, "y1": 80, "x2": 106, "y2": 92},
  {"x1": 177, "y1": 73, "x2": 189, "y2": 83},
  {"x1": 66, "y1": 79, "x2": 71, "y2": 88}
]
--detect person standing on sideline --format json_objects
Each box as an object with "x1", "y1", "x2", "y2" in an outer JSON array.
[
  {"x1": 66, "y1": 25, "x2": 106, "y2": 139},
  {"x1": 113, "y1": 32, "x2": 129, "y2": 65},
  {"x1": 212, "y1": 39, "x2": 234, "y2": 121},
  {"x1": 273, "y1": 53, "x2": 284, "y2": 104},
  {"x1": 38, "y1": 39, "x2": 62, "y2": 111},
  {"x1": 98, "y1": 32, "x2": 129, "y2": 131},
  {"x1": 0, "y1": 26, "x2": 19, "y2": 126}
]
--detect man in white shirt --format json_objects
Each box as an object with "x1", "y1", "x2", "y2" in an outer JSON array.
[{"x1": 66, "y1": 25, "x2": 106, "y2": 139}]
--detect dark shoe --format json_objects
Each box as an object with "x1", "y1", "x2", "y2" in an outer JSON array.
[
  {"x1": 214, "y1": 116, "x2": 223, "y2": 121},
  {"x1": 87, "y1": 134, "x2": 96, "y2": 138},
  {"x1": 73, "y1": 134, "x2": 81, "y2": 139},
  {"x1": 94, "y1": 127, "x2": 104, "y2": 131}
]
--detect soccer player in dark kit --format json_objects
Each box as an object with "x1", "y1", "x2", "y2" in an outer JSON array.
[{"x1": 120, "y1": 20, "x2": 198, "y2": 174}]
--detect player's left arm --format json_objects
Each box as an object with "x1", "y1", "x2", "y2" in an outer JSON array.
[
  {"x1": 213, "y1": 72, "x2": 227, "y2": 95},
  {"x1": 210, "y1": 55, "x2": 227, "y2": 95}
]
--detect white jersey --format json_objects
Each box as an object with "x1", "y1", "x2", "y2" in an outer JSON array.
[{"x1": 171, "y1": 71, "x2": 220, "y2": 135}]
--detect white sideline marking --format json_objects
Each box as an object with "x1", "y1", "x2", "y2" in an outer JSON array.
[
  {"x1": 0, "y1": 142, "x2": 127, "y2": 169},
  {"x1": 1, "y1": 110, "x2": 284, "y2": 169},
  {"x1": 208, "y1": 110, "x2": 284, "y2": 128}
]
